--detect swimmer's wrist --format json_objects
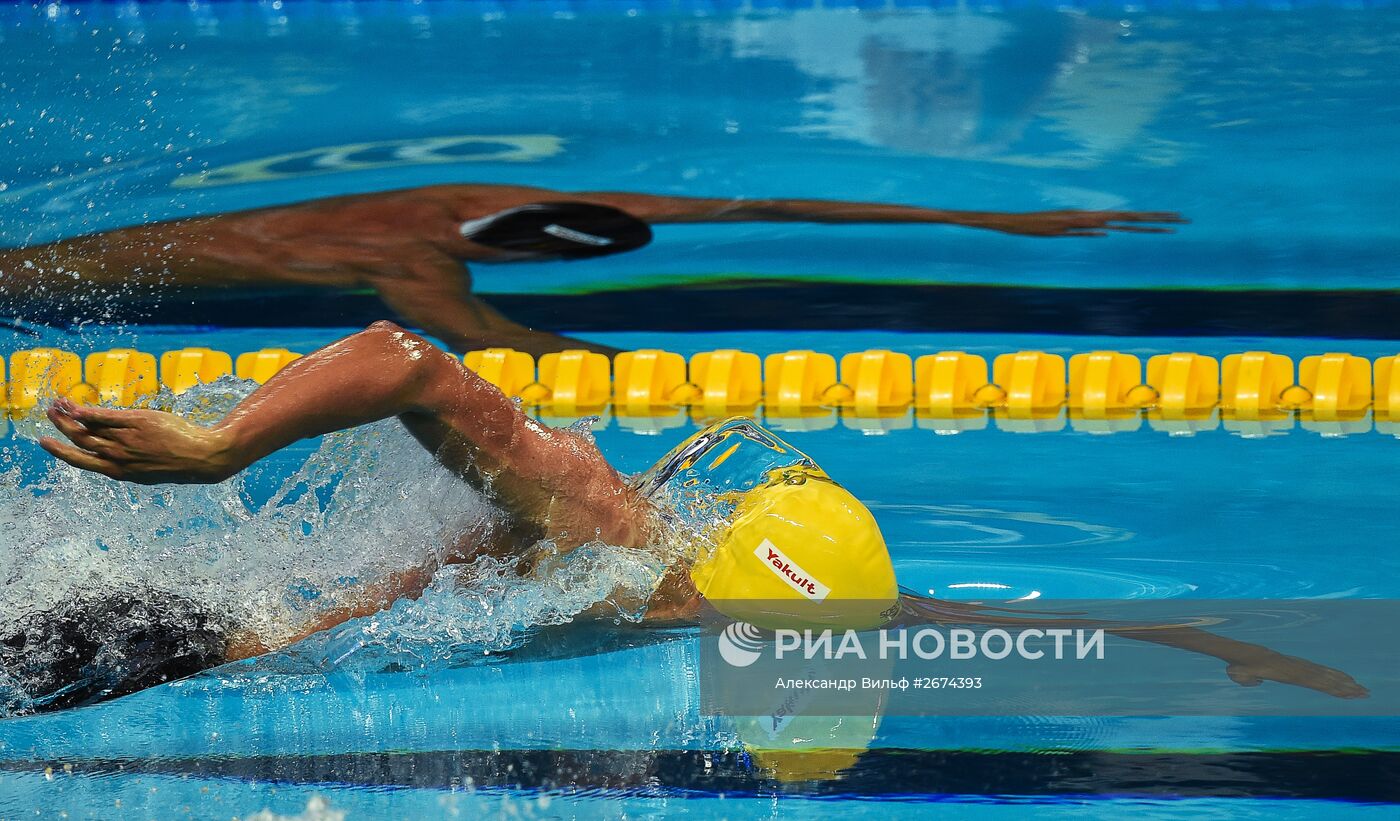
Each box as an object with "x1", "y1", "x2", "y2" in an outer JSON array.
[{"x1": 207, "y1": 421, "x2": 254, "y2": 480}]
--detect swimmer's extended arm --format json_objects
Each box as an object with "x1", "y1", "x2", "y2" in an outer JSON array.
[
  {"x1": 572, "y1": 191, "x2": 1186, "y2": 237},
  {"x1": 41, "y1": 322, "x2": 644, "y2": 545},
  {"x1": 893, "y1": 596, "x2": 1367, "y2": 699}
]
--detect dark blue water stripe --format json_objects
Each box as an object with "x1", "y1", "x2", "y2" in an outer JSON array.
[
  {"x1": 12, "y1": 281, "x2": 1400, "y2": 339},
  {"x1": 7, "y1": 748, "x2": 1399, "y2": 801}
]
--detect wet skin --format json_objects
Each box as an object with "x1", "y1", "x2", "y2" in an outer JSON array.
[
  {"x1": 36, "y1": 323, "x2": 1365, "y2": 700},
  {"x1": 0, "y1": 184, "x2": 1185, "y2": 355}
]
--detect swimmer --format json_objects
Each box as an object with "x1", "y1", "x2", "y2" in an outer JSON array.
[
  {"x1": 0, "y1": 185, "x2": 1185, "y2": 355},
  {"x1": 25, "y1": 322, "x2": 1363, "y2": 715}
]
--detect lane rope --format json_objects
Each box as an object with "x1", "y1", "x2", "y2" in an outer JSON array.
[{"x1": 4, "y1": 344, "x2": 1397, "y2": 437}]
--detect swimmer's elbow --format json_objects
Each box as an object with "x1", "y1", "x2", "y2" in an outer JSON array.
[
  {"x1": 363, "y1": 319, "x2": 409, "y2": 337},
  {"x1": 358, "y1": 320, "x2": 434, "y2": 361},
  {"x1": 350, "y1": 320, "x2": 505, "y2": 418},
  {"x1": 354, "y1": 321, "x2": 454, "y2": 394}
]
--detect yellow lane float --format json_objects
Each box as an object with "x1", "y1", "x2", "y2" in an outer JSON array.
[{"x1": 5, "y1": 343, "x2": 1400, "y2": 438}]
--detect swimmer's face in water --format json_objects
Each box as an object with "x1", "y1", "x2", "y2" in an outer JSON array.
[{"x1": 633, "y1": 418, "x2": 901, "y2": 630}]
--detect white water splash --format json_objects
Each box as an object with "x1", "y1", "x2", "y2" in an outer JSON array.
[{"x1": 0, "y1": 378, "x2": 675, "y2": 711}]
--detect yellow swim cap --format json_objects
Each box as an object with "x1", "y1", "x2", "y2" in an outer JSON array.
[
  {"x1": 638, "y1": 418, "x2": 898, "y2": 631},
  {"x1": 691, "y1": 467, "x2": 898, "y2": 630}
]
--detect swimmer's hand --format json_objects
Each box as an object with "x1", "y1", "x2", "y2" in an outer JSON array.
[
  {"x1": 962, "y1": 210, "x2": 1187, "y2": 237},
  {"x1": 1224, "y1": 648, "x2": 1369, "y2": 700},
  {"x1": 40, "y1": 398, "x2": 239, "y2": 484}
]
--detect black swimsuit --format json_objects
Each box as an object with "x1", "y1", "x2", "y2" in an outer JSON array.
[{"x1": 0, "y1": 592, "x2": 229, "y2": 716}]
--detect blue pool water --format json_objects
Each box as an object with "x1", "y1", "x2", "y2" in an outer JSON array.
[
  {"x1": 3, "y1": 2, "x2": 1400, "y2": 819},
  {"x1": 4, "y1": 1, "x2": 1400, "y2": 294}
]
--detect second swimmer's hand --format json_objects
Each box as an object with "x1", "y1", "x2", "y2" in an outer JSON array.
[
  {"x1": 40, "y1": 398, "x2": 240, "y2": 484},
  {"x1": 964, "y1": 210, "x2": 1187, "y2": 237},
  {"x1": 1224, "y1": 649, "x2": 1369, "y2": 700}
]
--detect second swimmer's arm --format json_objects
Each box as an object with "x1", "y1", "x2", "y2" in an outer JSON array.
[
  {"x1": 572, "y1": 191, "x2": 1186, "y2": 237},
  {"x1": 894, "y1": 596, "x2": 1367, "y2": 699}
]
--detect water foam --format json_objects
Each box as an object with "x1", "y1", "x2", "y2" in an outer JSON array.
[{"x1": 0, "y1": 381, "x2": 672, "y2": 714}]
